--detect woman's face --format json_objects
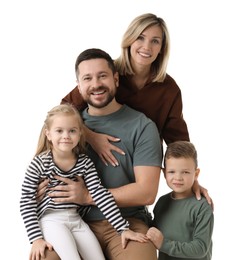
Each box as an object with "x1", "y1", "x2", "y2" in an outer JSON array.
[{"x1": 130, "y1": 24, "x2": 163, "y2": 68}]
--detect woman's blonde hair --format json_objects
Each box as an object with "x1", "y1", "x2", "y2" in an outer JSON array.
[
  {"x1": 35, "y1": 103, "x2": 86, "y2": 157},
  {"x1": 115, "y1": 13, "x2": 170, "y2": 82}
]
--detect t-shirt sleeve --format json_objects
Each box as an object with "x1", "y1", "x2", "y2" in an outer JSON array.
[{"x1": 133, "y1": 119, "x2": 162, "y2": 167}]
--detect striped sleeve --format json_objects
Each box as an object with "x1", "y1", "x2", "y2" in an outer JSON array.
[
  {"x1": 82, "y1": 156, "x2": 129, "y2": 234},
  {"x1": 20, "y1": 156, "x2": 44, "y2": 243}
]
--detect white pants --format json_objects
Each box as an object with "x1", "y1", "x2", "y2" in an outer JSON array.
[{"x1": 39, "y1": 209, "x2": 105, "y2": 260}]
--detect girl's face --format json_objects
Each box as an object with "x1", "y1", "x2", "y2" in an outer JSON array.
[
  {"x1": 45, "y1": 114, "x2": 81, "y2": 155},
  {"x1": 164, "y1": 157, "x2": 200, "y2": 199},
  {"x1": 130, "y1": 24, "x2": 163, "y2": 68}
]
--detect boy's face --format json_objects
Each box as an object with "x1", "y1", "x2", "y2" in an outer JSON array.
[{"x1": 164, "y1": 157, "x2": 200, "y2": 199}]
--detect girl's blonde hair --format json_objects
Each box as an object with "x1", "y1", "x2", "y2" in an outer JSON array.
[
  {"x1": 35, "y1": 103, "x2": 86, "y2": 157},
  {"x1": 115, "y1": 13, "x2": 170, "y2": 82}
]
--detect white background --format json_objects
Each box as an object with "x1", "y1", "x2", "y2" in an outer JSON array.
[{"x1": 0, "y1": 0, "x2": 234, "y2": 259}]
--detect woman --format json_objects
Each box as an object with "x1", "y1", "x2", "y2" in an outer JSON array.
[
  {"x1": 40, "y1": 13, "x2": 212, "y2": 260},
  {"x1": 62, "y1": 13, "x2": 189, "y2": 166}
]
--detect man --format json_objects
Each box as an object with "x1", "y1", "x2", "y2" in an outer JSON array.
[{"x1": 40, "y1": 48, "x2": 162, "y2": 260}]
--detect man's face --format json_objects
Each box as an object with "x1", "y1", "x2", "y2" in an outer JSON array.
[{"x1": 77, "y1": 58, "x2": 119, "y2": 108}]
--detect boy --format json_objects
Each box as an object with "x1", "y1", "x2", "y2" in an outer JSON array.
[{"x1": 147, "y1": 141, "x2": 213, "y2": 260}]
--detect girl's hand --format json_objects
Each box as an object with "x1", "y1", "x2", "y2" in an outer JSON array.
[
  {"x1": 30, "y1": 239, "x2": 53, "y2": 260},
  {"x1": 121, "y1": 230, "x2": 149, "y2": 249}
]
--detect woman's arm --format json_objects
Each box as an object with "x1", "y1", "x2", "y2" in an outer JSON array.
[{"x1": 61, "y1": 86, "x2": 125, "y2": 166}]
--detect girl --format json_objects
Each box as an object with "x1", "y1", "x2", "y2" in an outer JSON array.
[{"x1": 20, "y1": 103, "x2": 148, "y2": 260}]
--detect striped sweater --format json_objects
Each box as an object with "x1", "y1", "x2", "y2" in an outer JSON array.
[{"x1": 20, "y1": 151, "x2": 129, "y2": 243}]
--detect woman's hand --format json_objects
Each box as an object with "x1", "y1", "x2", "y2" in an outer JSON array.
[
  {"x1": 192, "y1": 180, "x2": 214, "y2": 210},
  {"x1": 85, "y1": 127, "x2": 125, "y2": 167}
]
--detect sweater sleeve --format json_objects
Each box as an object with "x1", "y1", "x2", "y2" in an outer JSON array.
[
  {"x1": 61, "y1": 85, "x2": 87, "y2": 111},
  {"x1": 162, "y1": 87, "x2": 190, "y2": 144},
  {"x1": 82, "y1": 157, "x2": 129, "y2": 234},
  {"x1": 160, "y1": 202, "x2": 214, "y2": 258}
]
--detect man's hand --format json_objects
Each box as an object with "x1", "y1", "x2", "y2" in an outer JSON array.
[
  {"x1": 48, "y1": 175, "x2": 93, "y2": 205},
  {"x1": 36, "y1": 179, "x2": 49, "y2": 202}
]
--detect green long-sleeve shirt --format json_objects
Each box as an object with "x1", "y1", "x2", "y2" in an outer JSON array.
[{"x1": 152, "y1": 193, "x2": 213, "y2": 260}]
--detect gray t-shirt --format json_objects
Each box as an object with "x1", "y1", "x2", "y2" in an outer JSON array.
[{"x1": 82, "y1": 105, "x2": 162, "y2": 223}]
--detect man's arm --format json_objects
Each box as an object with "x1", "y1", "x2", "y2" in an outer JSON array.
[
  {"x1": 47, "y1": 165, "x2": 161, "y2": 207},
  {"x1": 110, "y1": 165, "x2": 161, "y2": 207}
]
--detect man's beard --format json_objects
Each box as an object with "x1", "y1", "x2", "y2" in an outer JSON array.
[{"x1": 85, "y1": 86, "x2": 116, "y2": 108}]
